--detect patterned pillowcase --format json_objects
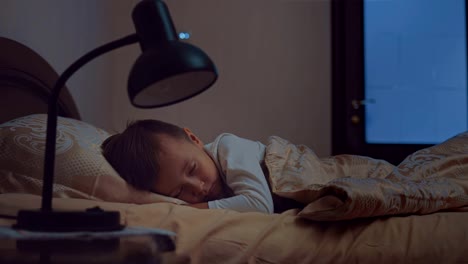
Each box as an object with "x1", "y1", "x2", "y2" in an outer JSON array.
[{"x1": 0, "y1": 114, "x2": 185, "y2": 204}]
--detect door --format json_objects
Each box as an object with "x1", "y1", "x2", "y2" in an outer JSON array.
[{"x1": 332, "y1": 0, "x2": 468, "y2": 164}]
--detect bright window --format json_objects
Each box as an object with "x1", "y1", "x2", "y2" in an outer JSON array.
[{"x1": 364, "y1": 0, "x2": 467, "y2": 144}]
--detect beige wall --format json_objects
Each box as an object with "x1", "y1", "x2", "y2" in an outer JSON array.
[{"x1": 0, "y1": 0, "x2": 331, "y2": 156}]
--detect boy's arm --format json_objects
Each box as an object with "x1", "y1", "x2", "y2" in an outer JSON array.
[
  {"x1": 186, "y1": 202, "x2": 209, "y2": 209},
  {"x1": 209, "y1": 134, "x2": 274, "y2": 214}
]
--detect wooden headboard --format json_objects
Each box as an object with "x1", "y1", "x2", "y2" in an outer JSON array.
[{"x1": 0, "y1": 37, "x2": 81, "y2": 123}]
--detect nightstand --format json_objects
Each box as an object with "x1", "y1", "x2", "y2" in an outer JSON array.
[{"x1": 0, "y1": 226, "x2": 176, "y2": 264}]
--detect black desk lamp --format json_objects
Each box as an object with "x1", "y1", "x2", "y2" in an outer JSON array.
[{"x1": 14, "y1": 0, "x2": 217, "y2": 232}]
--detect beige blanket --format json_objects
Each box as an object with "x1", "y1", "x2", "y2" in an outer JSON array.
[{"x1": 265, "y1": 131, "x2": 468, "y2": 221}]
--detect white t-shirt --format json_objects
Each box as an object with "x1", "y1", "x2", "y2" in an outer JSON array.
[{"x1": 204, "y1": 133, "x2": 274, "y2": 214}]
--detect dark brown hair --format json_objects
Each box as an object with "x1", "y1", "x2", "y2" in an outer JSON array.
[{"x1": 101, "y1": 119, "x2": 189, "y2": 191}]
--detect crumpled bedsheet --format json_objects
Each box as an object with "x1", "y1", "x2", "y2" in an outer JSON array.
[{"x1": 265, "y1": 131, "x2": 468, "y2": 221}]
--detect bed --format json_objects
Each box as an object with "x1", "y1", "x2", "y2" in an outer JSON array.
[{"x1": 1, "y1": 36, "x2": 468, "y2": 263}]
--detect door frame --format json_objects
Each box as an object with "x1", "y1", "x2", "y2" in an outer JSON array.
[{"x1": 330, "y1": 0, "x2": 448, "y2": 165}]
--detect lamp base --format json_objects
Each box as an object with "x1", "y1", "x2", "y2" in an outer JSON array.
[{"x1": 14, "y1": 207, "x2": 123, "y2": 232}]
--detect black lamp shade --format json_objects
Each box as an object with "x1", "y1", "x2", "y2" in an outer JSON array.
[
  {"x1": 127, "y1": 0, "x2": 218, "y2": 108},
  {"x1": 128, "y1": 41, "x2": 217, "y2": 108}
]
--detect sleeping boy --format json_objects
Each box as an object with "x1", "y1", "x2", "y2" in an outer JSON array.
[{"x1": 101, "y1": 119, "x2": 288, "y2": 214}]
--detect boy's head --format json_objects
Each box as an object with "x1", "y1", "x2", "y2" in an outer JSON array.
[{"x1": 101, "y1": 120, "x2": 224, "y2": 204}]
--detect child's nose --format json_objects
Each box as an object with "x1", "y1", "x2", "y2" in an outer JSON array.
[
  {"x1": 188, "y1": 179, "x2": 207, "y2": 198},
  {"x1": 194, "y1": 181, "x2": 208, "y2": 197}
]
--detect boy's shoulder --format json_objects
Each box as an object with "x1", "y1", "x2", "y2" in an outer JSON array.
[
  {"x1": 217, "y1": 133, "x2": 242, "y2": 143},
  {"x1": 210, "y1": 133, "x2": 266, "y2": 156},
  {"x1": 211, "y1": 133, "x2": 262, "y2": 147}
]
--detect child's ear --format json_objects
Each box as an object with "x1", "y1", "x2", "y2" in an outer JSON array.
[{"x1": 183, "y1": 128, "x2": 204, "y2": 147}]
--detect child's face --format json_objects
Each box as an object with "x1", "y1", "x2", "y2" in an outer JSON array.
[{"x1": 151, "y1": 130, "x2": 224, "y2": 204}]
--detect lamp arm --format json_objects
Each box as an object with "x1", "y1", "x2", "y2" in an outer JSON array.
[{"x1": 42, "y1": 33, "x2": 139, "y2": 211}]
